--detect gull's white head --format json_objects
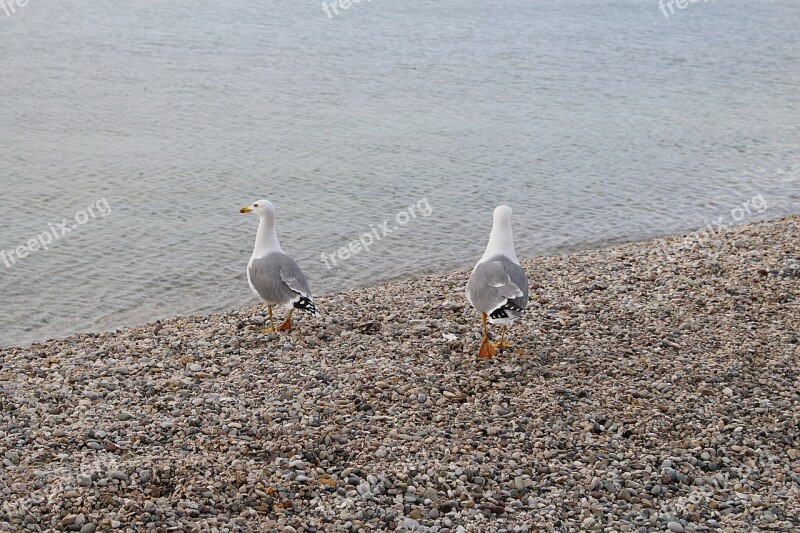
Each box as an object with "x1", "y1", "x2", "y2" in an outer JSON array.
[
  {"x1": 240, "y1": 199, "x2": 276, "y2": 220},
  {"x1": 241, "y1": 199, "x2": 281, "y2": 254},
  {"x1": 480, "y1": 204, "x2": 518, "y2": 263},
  {"x1": 493, "y1": 205, "x2": 513, "y2": 226}
]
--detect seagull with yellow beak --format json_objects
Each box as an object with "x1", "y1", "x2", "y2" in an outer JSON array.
[{"x1": 240, "y1": 199, "x2": 318, "y2": 332}]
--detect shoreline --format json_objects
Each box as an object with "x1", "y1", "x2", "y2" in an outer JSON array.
[
  {"x1": 4, "y1": 210, "x2": 793, "y2": 351},
  {"x1": 1, "y1": 215, "x2": 798, "y2": 530}
]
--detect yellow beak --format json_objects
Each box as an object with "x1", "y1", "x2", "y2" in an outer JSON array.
[{"x1": 240, "y1": 206, "x2": 252, "y2": 213}]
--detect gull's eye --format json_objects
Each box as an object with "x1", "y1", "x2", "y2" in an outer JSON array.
[{"x1": 253, "y1": 203, "x2": 259, "y2": 207}]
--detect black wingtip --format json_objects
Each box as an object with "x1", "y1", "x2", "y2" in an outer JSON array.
[
  {"x1": 490, "y1": 300, "x2": 526, "y2": 320},
  {"x1": 293, "y1": 296, "x2": 317, "y2": 316}
]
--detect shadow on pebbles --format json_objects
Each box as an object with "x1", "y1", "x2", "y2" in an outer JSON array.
[{"x1": 1, "y1": 215, "x2": 799, "y2": 532}]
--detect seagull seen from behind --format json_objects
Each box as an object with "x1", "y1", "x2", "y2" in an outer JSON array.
[{"x1": 465, "y1": 205, "x2": 529, "y2": 358}]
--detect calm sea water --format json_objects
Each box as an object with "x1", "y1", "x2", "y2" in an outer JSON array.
[{"x1": 1, "y1": 0, "x2": 799, "y2": 347}]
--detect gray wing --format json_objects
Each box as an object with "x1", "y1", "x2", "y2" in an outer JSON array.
[
  {"x1": 466, "y1": 257, "x2": 529, "y2": 315},
  {"x1": 248, "y1": 252, "x2": 312, "y2": 306}
]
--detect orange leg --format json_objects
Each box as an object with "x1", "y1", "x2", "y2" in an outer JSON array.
[
  {"x1": 478, "y1": 312, "x2": 496, "y2": 359},
  {"x1": 278, "y1": 308, "x2": 294, "y2": 331},
  {"x1": 492, "y1": 325, "x2": 510, "y2": 352}
]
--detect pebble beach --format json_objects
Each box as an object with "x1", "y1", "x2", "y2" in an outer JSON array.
[{"x1": 1, "y1": 215, "x2": 799, "y2": 532}]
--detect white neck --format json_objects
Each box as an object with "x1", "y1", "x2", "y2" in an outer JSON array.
[
  {"x1": 480, "y1": 217, "x2": 518, "y2": 263},
  {"x1": 252, "y1": 215, "x2": 282, "y2": 257}
]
